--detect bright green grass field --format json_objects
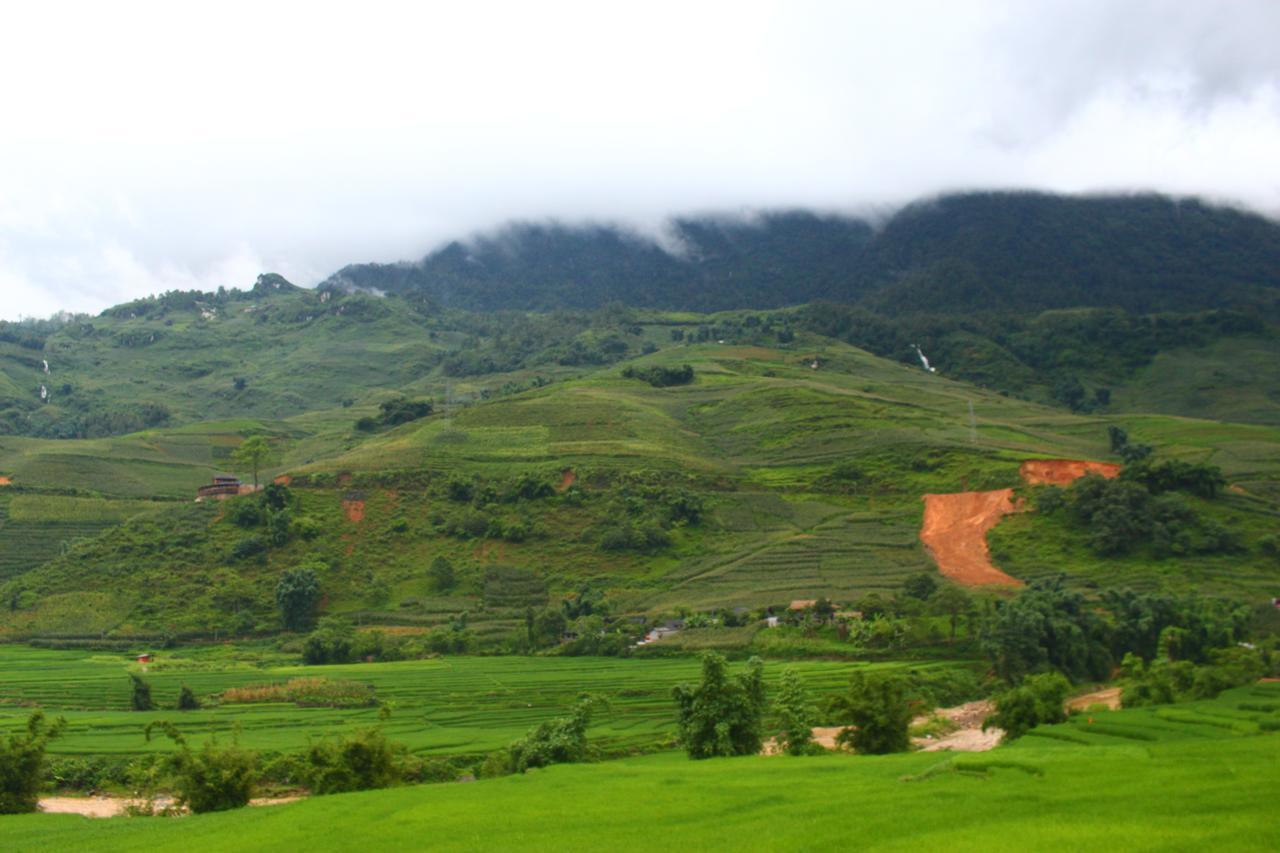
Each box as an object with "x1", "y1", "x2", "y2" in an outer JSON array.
[
  {"x1": 4, "y1": 683, "x2": 1278, "y2": 852},
  {"x1": 0, "y1": 646, "x2": 952, "y2": 758}
]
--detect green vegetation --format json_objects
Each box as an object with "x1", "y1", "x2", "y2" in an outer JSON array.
[
  {"x1": 673, "y1": 653, "x2": 767, "y2": 759},
  {"x1": 984, "y1": 672, "x2": 1070, "y2": 741},
  {"x1": 144, "y1": 722, "x2": 256, "y2": 813},
  {"x1": 0, "y1": 711, "x2": 64, "y2": 814},
  {"x1": 4, "y1": 683, "x2": 1277, "y2": 851},
  {"x1": 832, "y1": 671, "x2": 912, "y2": 754}
]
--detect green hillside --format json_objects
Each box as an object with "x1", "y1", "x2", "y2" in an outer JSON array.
[{"x1": 3, "y1": 332, "x2": 1277, "y2": 643}]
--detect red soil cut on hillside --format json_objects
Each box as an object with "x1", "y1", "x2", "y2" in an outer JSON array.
[
  {"x1": 920, "y1": 489, "x2": 1025, "y2": 586},
  {"x1": 1019, "y1": 459, "x2": 1121, "y2": 486},
  {"x1": 557, "y1": 469, "x2": 577, "y2": 491},
  {"x1": 0, "y1": 476, "x2": 10, "y2": 486},
  {"x1": 274, "y1": 474, "x2": 292, "y2": 486},
  {"x1": 342, "y1": 500, "x2": 365, "y2": 523}
]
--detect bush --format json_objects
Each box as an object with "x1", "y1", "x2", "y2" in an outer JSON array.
[
  {"x1": 0, "y1": 711, "x2": 66, "y2": 813},
  {"x1": 130, "y1": 673, "x2": 155, "y2": 711},
  {"x1": 303, "y1": 618, "x2": 357, "y2": 665},
  {"x1": 621, "y1": 363, "x2": 695, "y2": 387},
  {"x1": 176, "y1": 685, "x2": 201, "y2": 711},
  {"x1": 231, "y1": 535, "x2": 268, "y2": 561},
  {"x1": 276, "y1": 566, "x2": 321, "y2": 632},
  {"x1": 509, "y1": 696, "x2": 601, "y2": 773},
  {"x1": 984, "y1": 672, "x2": 1070, "y2": 741},
  {"x1": 303, "y1": 727, "x2": 401, "y2": 795},
  {"x1": 144, "y1": 722, "x2": 256, "y2": 813},
  {"x1": 428, "y1": 556, "x2": 456, "y2": 591},
  {"x1": 673, "y1": 653, "x2": 767, "y2": 759},
  {"x1": 833, "y1": 671, "x2": 912, "y2": 754},
  {"x1": 774, "y1": 669, "x2": 822, "y2": 756}
]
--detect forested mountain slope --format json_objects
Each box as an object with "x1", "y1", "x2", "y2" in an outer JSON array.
[{"x1": 324, "y1": 192, "x2": 1280, "y2": 314}]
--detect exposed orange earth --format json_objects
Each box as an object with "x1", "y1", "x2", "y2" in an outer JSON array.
[
  {"x1": 557, "y1": 468, "x2": 577, "y2": 491},
  {"x1": 1019, "y1": 459, "x2": 1121, "y2": 486},
  {"x1": 342, "y1": 499, "x2": 366, "y2": 523},
  {"x1": 920, "y1": 489, "x2": 1025, "y2": 586},
  {"x1": 920, "y1": 459, "x2": 1122, "y2": 587},
  {"x1": 0, "y1": 475, "x2": 11, "y2": 486}
]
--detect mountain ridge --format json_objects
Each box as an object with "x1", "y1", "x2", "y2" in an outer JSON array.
[{"x1": 321, "y1": 191, "x2": 1280, "y2": 314}]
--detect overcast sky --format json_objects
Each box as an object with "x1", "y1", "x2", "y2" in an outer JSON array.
[{"x1": 2, "y1": 0, "x2": 1279, "y2": 320}]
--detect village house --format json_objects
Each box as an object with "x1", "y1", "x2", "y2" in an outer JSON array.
[{"x1": 195, "y1": 474, "x2": 256, "y2": 501}]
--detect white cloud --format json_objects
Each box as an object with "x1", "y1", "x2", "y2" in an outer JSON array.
[{"x1": 1, "y1": 0, "x2": 1278, "y2": 319}]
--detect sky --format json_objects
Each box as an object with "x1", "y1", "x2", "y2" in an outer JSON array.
[{"x1": 2, "y1": 0, "x2": 1279, "y2": 320}]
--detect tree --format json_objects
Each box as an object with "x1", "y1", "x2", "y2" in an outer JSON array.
[
  {"x1": 509, "y1": 696, "x2": 601, "y2": 773},
  {"x1": 1107, "y1": 425, "x2": 1128, "y2": 454},
  {"x1": 428, "y1": 556, "x2": 455, "y2": 592},
  {"x1": 144, "y1": 722, "x2": 256, "y2": 812},
  {"x1": 930, "y1": 583, "x2": 974, "y2": 642},
  {"x1": 130, "y1": 673, "x2": 155, "y2": 711},
  {"x1": 276, "y1": 566, "x2": 321, "y2": 632},
  {"x1": 833, "y1": 671, "x2": 911, "y2": 754},
  {"x1": 981, "y1": 576, "x2": 1112, "y2": 683},
  {"x1": 232, "y1": 435, "x2": 271, "y2": 490},
  {"x1": 774, "y1": 669, "x2": 821, "y2": 756},
  {"x1": 177, "y1": 685, "x2": 201, "y2": 711},
  {"x1": 901, "y1": 572, "x2": 939, "y2": 601},
  {"x1": 0, "y1": 711, "x2": 66, "y2": 813},
  {"x1": 983, "y1": 672, "x2": 1069, "y2": 741},
  {"x1": 673, "y1": 653, "x2": 767, "y2": 759},
  {"x1": 303, "y1": 727, "x2": 401, "y2": 794}
]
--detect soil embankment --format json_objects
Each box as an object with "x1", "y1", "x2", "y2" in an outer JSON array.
[
  {"x1": 0, "y1": 475, "x2": 11, "y2": 486},
  {"x1": 913, "y1": 700, "x2": 1002, "y2": 753},
  {"x1": 920, "y1": 489, "x2": 1024, "y2": 586},
  {"x1": 39, "y1": 795, "x2": 302, "y2": 818},
  {"x1": 1019, "y1": 459, "x2": 1121, "y2": 486},
  {"x1": 1067, "y1": 687, "x2": 1122, "y2": 711}
]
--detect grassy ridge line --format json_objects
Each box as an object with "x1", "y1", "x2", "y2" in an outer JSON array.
[{"x1": 5, "y1": 686, "x2": 1278, "y2": 851}]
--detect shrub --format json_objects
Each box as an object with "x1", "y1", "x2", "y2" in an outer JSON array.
[
  {"x1": 509, "y1": 696, "x2": 601, "y2": 773},
  {"x1": 228, "y1": 499, "x2": 263, "y2": 528},
  {"x1": 833, "y1": 671, "x2": 912, "y2": 754},
  {"x1": 428, "y1": 556, "x2": 456, "y2": 591},
  {"x1": 774, "y1": 669, "x2": 822, "y2": 755},
  {"x1": 0, "y1": 711, "x2": 66, "y2": 813},
  {"x1": 302, "y1": 618, "x2": 357, "y2": 665},
  {"x1": 673, "y1": 653, "x2": 767, "y2": 759},
  {"x1": 144, "y1": 722, "x2": 256, "y2": 813},
  {"x1": 231, "y1": 535, "x2": 268, "y2": 561},
  {"x1": 130, "y1": 673, "x2": 155, "y2": 711},
  {"x1": 984, "y1": 672, "x2": 1070, "y2": 740},
  {"x1": 621, "y1": 364, "x2": 695, "y2": 387},
  {"x1": 303, "y1": 727, "x2": 401, "y2": 795},
  {"x1": 176, "y1": 685, "x2": 201, "y2": 711},
  {"x1": 276, "y1": 566, "x2": 321, "y2": 631}
]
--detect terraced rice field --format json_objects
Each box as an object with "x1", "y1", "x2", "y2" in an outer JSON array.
[
  {"x1": 5, "y1": 683, "x2": 1277, "y2": 851},
  {"x1": 0, "y1": 645, "x2": 952, "y2": 758}
]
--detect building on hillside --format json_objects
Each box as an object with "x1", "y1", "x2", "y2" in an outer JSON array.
[
  {"x1": 788, "y1": 600, "x2": 817, "y2": 611},
  {"x1": 196, "y1": 474, "x2": 255, "y2": 501}
]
